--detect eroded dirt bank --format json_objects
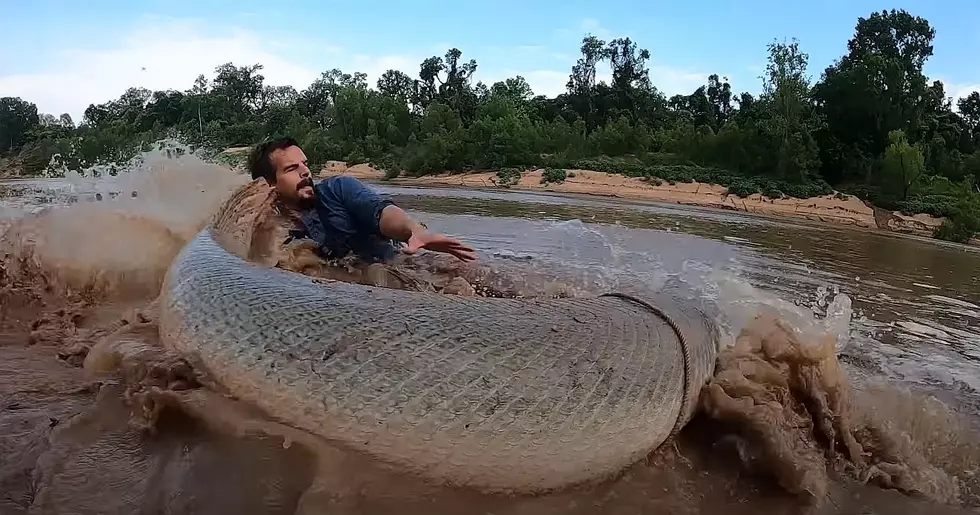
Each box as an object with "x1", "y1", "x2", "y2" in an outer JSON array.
[
  {"x1": 0, "y1": 157, "x2": 953, "y2": 239},
  {"x1": 320, "y1": 162, "x2": 946, "y2": 238}
]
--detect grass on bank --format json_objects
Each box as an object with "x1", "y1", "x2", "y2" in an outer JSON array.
[
  {"x1": 5, "y1": 140, "x2": 977, "y2": 244},
  {"x1": 382, "y1": 153, "x2": 980, "y2": 244}
]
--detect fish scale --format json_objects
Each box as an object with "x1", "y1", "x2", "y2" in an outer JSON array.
[{"x1": 157, "y1": 180, "x2": 720, "y2": 493}]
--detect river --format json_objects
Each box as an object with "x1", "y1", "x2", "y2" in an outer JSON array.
[
  {"x1": 1, "y1": 151, "x2": 978, "y2": 514},
  {"x1": 383, "y1": 185, "x2": 980, "y2": 400}
]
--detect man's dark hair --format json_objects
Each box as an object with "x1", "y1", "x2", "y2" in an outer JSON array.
[{"x1": 247, "y1": 137, "x2": 300, "y2": 182}]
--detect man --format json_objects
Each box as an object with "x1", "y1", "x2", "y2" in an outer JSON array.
[{"x1": 247, "y1": 137, "x2": 477, "y2": 264}]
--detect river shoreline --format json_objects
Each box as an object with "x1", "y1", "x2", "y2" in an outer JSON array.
[
  {"x1": 0, "y1": 156, "x2": 958, "y2": 242},
  {"x1": 318, "y1": 161, "x2": 950, "y2": 240}
]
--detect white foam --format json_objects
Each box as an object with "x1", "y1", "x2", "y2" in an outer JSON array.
[{"x1": 926, "y1": 294, "x2": 980, "y2": 311}]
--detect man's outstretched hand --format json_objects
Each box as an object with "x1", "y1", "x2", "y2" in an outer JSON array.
[
  {"x1": 378, "y1": 204, "x2": 477, "y2": 262},
  {"x1": 404, "y1": 230, "x2": 478, "y2": 262}
]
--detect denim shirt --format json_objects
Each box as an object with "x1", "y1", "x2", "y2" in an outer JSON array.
[{"x1": 284, "y1": 175, "x2": 400, "y2": 263}]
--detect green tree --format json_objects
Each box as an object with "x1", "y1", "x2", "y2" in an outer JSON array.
[
  {"x1": 959, "y1": 92, "x2": 980, "y2": 148},
  {"x1": 7, "y1": 10, "x2": 980, "y2": 244},
  {"x1": 760, "y1": 38, "x2": 822, "y2": 182},
  {"x1": 813, "y1": 9, "x2": 938, "y2": 185},
  {"x1": 880, "y1": 129, "x2": 926, "y2": 200},
  {"x1": 0, "y1": 97, "x2": 41, "y2": 155}
]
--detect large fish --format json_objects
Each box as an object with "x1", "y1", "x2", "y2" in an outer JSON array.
[{"x1": 158, "y1": 179, "x2": 719, "y2": 493}]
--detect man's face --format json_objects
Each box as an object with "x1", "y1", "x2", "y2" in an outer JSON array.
[{"x1": 269, "y1": 145, "x2": 314, "y2": 206}]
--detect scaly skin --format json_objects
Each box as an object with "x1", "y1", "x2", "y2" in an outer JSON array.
[{"x1": 157, "y1": 180, "x2": 719, "y2": 493}]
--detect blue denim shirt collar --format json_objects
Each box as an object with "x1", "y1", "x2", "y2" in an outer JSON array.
[{"x1": 277, "y1": 177, "x2": 400, "y2": 263}]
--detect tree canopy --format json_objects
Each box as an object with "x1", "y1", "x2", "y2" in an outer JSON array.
[{"x1": 2, "y1": 9, "x2": 980, "y2": 242}]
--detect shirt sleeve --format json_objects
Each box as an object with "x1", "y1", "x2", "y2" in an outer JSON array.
[{"x1": 318, "y1": 175, "x2": 395, "y2": 236}]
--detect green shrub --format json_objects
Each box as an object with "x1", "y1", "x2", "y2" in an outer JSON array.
[
  {"x1": 726, "y1": 178, "x2": 758, "y2": 198},
  {"x1": 495, "y1": 167, "x2": 522, "y2": 187},
  {"x1": 934, "y1": 196, "x2": 980, "y2": 243},
  {"x1": 540, "y1": 167, "x2": 567, "y2": 184},
  {"x1": 760, "y1": 183, "x2": 784, "y2": 199},
  {"x1": 895, "y1": 195, "x2": 959, "y2": 218}
]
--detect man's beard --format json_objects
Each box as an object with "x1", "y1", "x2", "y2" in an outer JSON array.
[{"x1": 295, "y1": 178, "x2": 315, "y2": 208}]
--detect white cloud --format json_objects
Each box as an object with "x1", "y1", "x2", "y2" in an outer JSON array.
[
  {"x1": 349, "y1": 54, "x2": 421, "y2": 83},
  {"x1": 0, "y1": 15, "x2": 719, "y2": 122},
  {"x1": 649, "y1": 65, "x2": 713, "y2": 96},
  {"x1": 0, "y1": 18, "x2": 324, "y2": 121},
  {"x1": 945, "y1": 81, "x2": 980, "y2": 106},
  {"x1": 521, "y1": 18, "x2": 713, "y2": 98},
  {"x1": 514, "y1": 70, "x2": 573, "y2": 97},
  {"x1": 505, "y1": 61, "x2": 713, "y2": 100},
  {"x1": 0, "y1": 16, "x2": 415, "y2": 121}
]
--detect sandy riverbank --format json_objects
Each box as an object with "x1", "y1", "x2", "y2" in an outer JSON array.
[
  {"x1": 0, "y1": 153, "x2": 950, "y2": 239},
  {"x1": 319, "y1": 161, "x2": 948, "y2": 238}
]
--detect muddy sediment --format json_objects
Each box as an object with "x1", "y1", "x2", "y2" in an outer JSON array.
[
  {"x1": 4, "y1": 300, "x2": 978, "y2": 514},
  {"x1": 2, "y1": 162, "x2": 979, "y2": 514},
  {"x1": 703, "y1": 312, "x2": 978, "y2": 505}
]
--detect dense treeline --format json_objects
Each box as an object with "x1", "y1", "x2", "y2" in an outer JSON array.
[{"x1": 2, "y1": 9, "x2": 980, "y2": 242}]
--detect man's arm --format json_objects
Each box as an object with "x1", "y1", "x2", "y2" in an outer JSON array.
[
  {"x1": 323, "y1": 175, "x2": 476, "y2": 261},
  {"x1": 379, "y1": 203, "x2": 477, "y2": 261},
  {"x1": 321, "y1": 175, "x2": 416, "y2": 241},
  {"x1": 378, "y1": 204, "x2": 426, "y2": 242}
]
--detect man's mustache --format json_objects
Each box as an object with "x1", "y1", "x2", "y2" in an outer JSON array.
[{"x1": 297, "y1": 178, "x2": 314, "y2": 191}]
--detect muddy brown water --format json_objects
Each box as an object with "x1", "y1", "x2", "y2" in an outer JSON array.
[{"x1": 1, "y1": 154, "x2": 979, "y2": 514}]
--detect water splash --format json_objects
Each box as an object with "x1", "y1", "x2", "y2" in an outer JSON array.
[
  {"x1": 2, "y1": 142, "x2": 978, "y2": 513},
  {"x1": 1, "y1": 143, "x2": 248, "y2": 298},
  {"x1": 692, "y1": 265, "x2": 854, "y2": 354}
]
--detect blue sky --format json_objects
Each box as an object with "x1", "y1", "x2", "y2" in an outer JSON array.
[{"x1": 1, "y1": 0, "x2": 977, "y2": 121}]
